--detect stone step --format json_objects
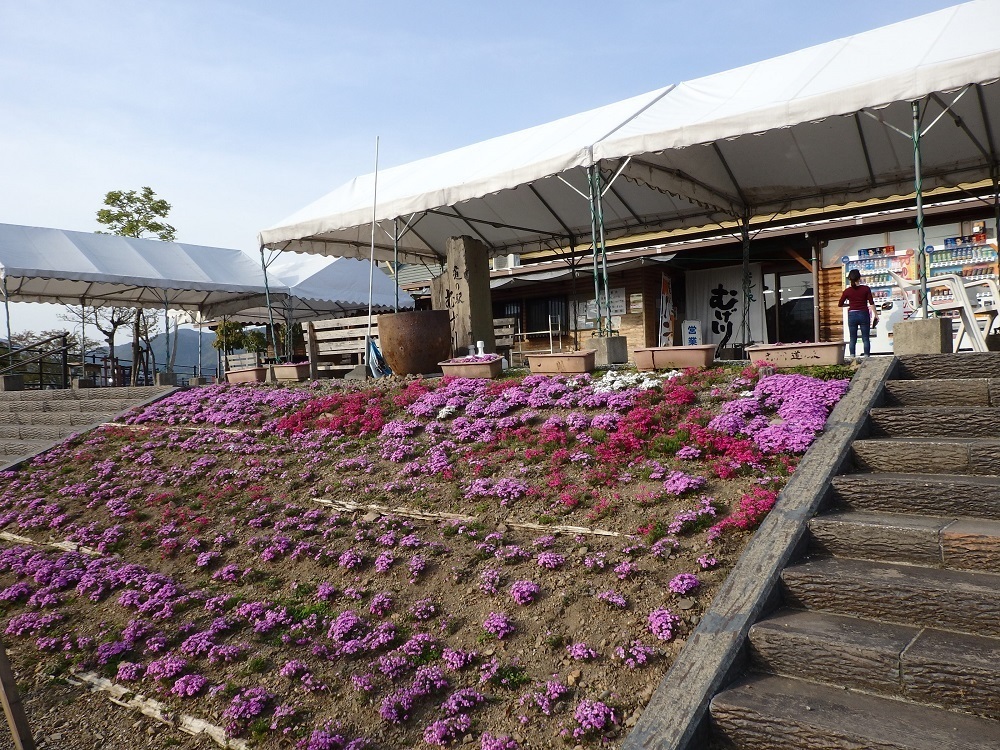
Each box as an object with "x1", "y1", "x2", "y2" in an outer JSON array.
[
  {"x1": 710, "y1": 673, "x2": 1000, "y2": 750},
  {"x1": 10, "y1": 412, "x2": 116, "y2": 427},
  {"x1": 809, "y1": 510, "x2": 1000, "y2": 572},
  {"x1": 852, "y1": 437, "x2": 1000, "y2": 476},
  {"x1": 831, "y1": 472, "x2": 1000, "y2": 520},
  {"x1": 868, "y1": 407, "x2": 1000, "y2": 438},
  {"x1": 896, "y1": 352, "x2": 1000, "y2": 380},
  {"x1": 0, "y1": 424, "x2": 73, "y2": 441},
  {"x1": 749, "y1": 609, "x2": 1000, "y2": 718},
  {"x1": 0, "y1": 398, "x2": 140, "y2": 413},
  {"x1": 780, "y1": 556, "x2": 1000, "y2": 637},
  {"x1": 0, "y1": 386, "x2": 171, "y2": 402},
  {"x1": 883, "y1": 378, "x2": 995, "y2": 407},
  {"x1": 0, "y1": 439, "x2": 54, "y2": 456}
]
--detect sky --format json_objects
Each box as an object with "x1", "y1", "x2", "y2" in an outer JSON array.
[{"x1": 0, "y1": 0, "x2": 965, "y2": 334}]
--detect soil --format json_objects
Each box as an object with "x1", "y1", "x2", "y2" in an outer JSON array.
[{"x1": 0, "y1": 367, "x2": 837, "y2": 749}]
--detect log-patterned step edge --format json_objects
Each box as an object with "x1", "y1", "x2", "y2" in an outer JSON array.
[
  {"x1": 749, "y1": 608, "x2": 1000, "y2": 718},
  {"x1": 710, "y1": 673, "x2": 1000, "y2": 750},
  {"x1": 780, "y1": 556, "x2": 1000, "y2": 637},
  {"x1": 831, "y1": 473, "x2": 1000, "y2": 520}
]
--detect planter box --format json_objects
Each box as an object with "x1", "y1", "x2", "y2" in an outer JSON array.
[
  {"x1": 438, "y1": 358, "x2": 503, "y2": 379},
  {"x1": 633, "y1": 345, "x2": 716, "y2": 370},
  {"x1": 527, "y1": 350, "x2": 596, "y2": 374},
  {"x1": 273, "y1": 363, "x2": 311, "y2": 383},
  {"x1": 745, "y1": 342, "x2": 845, "y2": 368},
  {"x1": 226, "y1": 366, "x2": 267, "y2": 383}
]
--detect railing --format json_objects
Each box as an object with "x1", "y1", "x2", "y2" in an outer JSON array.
[
  {"x1": 73, "y1": 351, "x2": 220, "y2": 387},
  {"x1": 0, "y1": 333, "x2": 71, "y2": 389}
]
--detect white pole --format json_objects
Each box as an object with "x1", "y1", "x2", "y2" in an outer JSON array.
[{"x1": 366, "y1": 136, "x2": 380, "y2": 358}]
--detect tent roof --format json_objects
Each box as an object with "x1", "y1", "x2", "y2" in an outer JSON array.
[
  {"x1": 0, "y1": 223, "x2": 409, "y2": 320},
  {"x1": 202, "y1": 252, "x2": 413, "y2": 322},
  {"x1": 259, "y1": 0, "x2": 1000, "y2": 264},
  {"x1": 0, "y1": 223, "x2": 270, "y2": 309}
]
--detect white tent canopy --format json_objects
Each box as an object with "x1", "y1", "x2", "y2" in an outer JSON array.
[
  {"x1": 0, "y1": 222, "x2": 410, "y2": 320},
  {"x1": 259, "y1": 0, "x2": 1000, "y2": 263},
  {"x1": 200, "y1": 252, "x2": 413, "y2": 322}
]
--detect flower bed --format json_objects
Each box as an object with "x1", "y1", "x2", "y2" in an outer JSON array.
[{"x1": 0, "y1": 364, "x2": 850, "y2": 748}]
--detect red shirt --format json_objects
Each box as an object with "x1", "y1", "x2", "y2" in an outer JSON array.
[{"x1": 839, "y1": 284, "x2": 874, "y2": 312}]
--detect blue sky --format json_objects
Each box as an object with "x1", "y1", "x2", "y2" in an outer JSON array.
[{"x1": 0, "y1": 0, "x2": 963, "y2": 333}]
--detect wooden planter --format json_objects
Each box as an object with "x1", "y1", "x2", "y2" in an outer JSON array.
[
  {"x1": 527, "y1": 350, "x2": 596, "y2": 374},
  {"x1": 438, "y1": 358, "x2": 503, "y2": 379},
  {"x1": 745, "y1": 342, "x2": 845, "y2": 368},
  {"x1": 273, "y1": 363, "x2": 311, "y2": 383},
  {"x1": 226, "y1": 366, "x2": 267, "y2": 383},
  {"x1": 633, "y1": 345, "x2": 716, "y2": 370}
]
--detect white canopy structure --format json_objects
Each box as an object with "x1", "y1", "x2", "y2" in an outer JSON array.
[
  {"x1": 201, "y1": 252, "x2": 413, "y2": 322},
  {"x1": 260, "y1": 0, "x2": 1000, "y2": 266},
  {"x1": 0, "y1": 223, "x2": 270, "y2": 310}
]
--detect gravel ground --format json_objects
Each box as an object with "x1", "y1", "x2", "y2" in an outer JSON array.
[{"x1": 0, "y1": 642, "x2": 220, "y2": 750}]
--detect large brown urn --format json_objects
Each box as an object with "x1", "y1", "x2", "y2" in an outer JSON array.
[{"x1": 377, "y1": 310, "x2": 453, "y2": 375}]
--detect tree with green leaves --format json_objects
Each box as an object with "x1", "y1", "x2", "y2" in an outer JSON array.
[
  {"x1": 94, "y1": 186, "x2": 176, "y2": 383},
  {"x1": 96, "y1": 186, "x2": 176, "y2": 241}
]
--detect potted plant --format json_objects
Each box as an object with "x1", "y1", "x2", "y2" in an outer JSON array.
[
  {"x1": 633, "y1": 345, "x2": 716, "y2": 370},
  {"x1": 273, "y1": 361, "x2": 312, "y2": 383},
  {"x1": 438, "y1": 354, "x2": 503, "y2": 379},
  {"x1": 527, "y1": 350, "x2": 596, "y2": 374},
  {"x1": 744, "y1": 341, "x2": 845, "y2": 368}
]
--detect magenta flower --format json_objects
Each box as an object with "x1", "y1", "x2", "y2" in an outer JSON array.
[{"x1": 482, "y1": 612, "x2": 515, "y2": 640}]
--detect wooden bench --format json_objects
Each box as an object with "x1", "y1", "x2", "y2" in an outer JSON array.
[
  {"x1": 224, "y1": 352, "x2": 263, "y2": 371},
  {"x1": 305, "y1": 317, "x2": 380, "y2": 379}
]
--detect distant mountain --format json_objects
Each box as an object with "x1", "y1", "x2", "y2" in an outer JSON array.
[{"x1": 100, "y1": 328, "x2": 221, "y2": 376}]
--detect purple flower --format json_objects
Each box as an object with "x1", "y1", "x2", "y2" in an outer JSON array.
[
  {"x1": 422, "y1": 714, "x2": 472, "y2": 746},
  {"x1": 482, "y1": 612, "x2": 515, "y2": 640},
  {"x1": 596, "y1": 590, "x2": 628, "y2": 609},
  {"x1": 648, "y1": 608, "x2": 681, "y2": 641},
  {"x1": 481, "y1": 733, "x2": 520, "y2": 750},
  {"x1": 409, "y1": 598, "x2": 438, "y2": 621},
  {"x1": 509, "y1": 580, "x2": 540, "y2": 605},
  {"x1": 172, "y1": 673, "x2": 208, "y2": 697},
  {"x1": 668, "y1": 573, "x2": 700, "y2": 595},
  {"x1": 698, "y1": 554, "x2": 718, "y2": 569},
  {"x1": 566, "y1": 642, "x2": 599, "y2": 661},
  {"x1": 441, "y1": 648, "x2": 477, "y2": 671},
  {"x1": 573, "y1": 699, "x2": 618, "y2": 736},
  {"x1": 535, "y1": 552, "x2": 566, "y2": 570},
  {"x1": 615, "y1": 640, "x2": 656, "y2": 669}
]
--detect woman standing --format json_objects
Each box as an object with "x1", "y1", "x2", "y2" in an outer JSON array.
[{"x1": 839, "y1": 268, "x2": 879, "y2": 363}]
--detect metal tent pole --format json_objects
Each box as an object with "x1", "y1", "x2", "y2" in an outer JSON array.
[
  {"x1": 1, "y1": 277, "x2": 11, "y2": 367},
  {"x1": 586, "y1": 164, "x2": 605, "y2": 336},
  {"x1": 162, "y1": 297, "x2": 171, "y2": 373},
  {"x1": 740, "y1": 216, "x2": 753, "y2": 351},
  {"x1": 912, "y1": 100, "x2": 929, "y2": 318},
  {"x1": 393, "y1": 218, "x2": 400, "y2": 313},
  {"x1": 196, "y1": 313, "x2": 203, "y2": 377},
  {"x1": 366, "y1": 136, "x2": 381, "y2": 373},
  {"x1": 594, "y1": 165, "x2": 612, "y2": 336},
  {"x1": 259, "y1": 248, "x2": 280, "y2": 362}
]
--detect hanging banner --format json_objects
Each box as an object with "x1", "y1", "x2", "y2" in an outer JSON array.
[
  {"x1": 684, "y1": 264, "x2": 766, "y2": 355},
  {"x1": 658, "y1": 273, "x2": 675, "y2": 346}
]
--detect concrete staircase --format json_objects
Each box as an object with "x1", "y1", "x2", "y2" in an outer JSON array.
[
  {"x1": 0, "y1": 386, "x2": 174, "y2": 469},
  {"x1": 710, "y1": 354, "x2": 1000, "y2": 749}
]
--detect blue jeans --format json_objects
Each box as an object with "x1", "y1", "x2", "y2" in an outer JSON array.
[{"x1": 847, "y1": 310, "x2": 870, "y2": 357}]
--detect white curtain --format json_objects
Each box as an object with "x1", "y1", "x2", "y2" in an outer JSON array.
[{"x1": 684, "y1": 263, "x2": 767, "y2": 355}]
